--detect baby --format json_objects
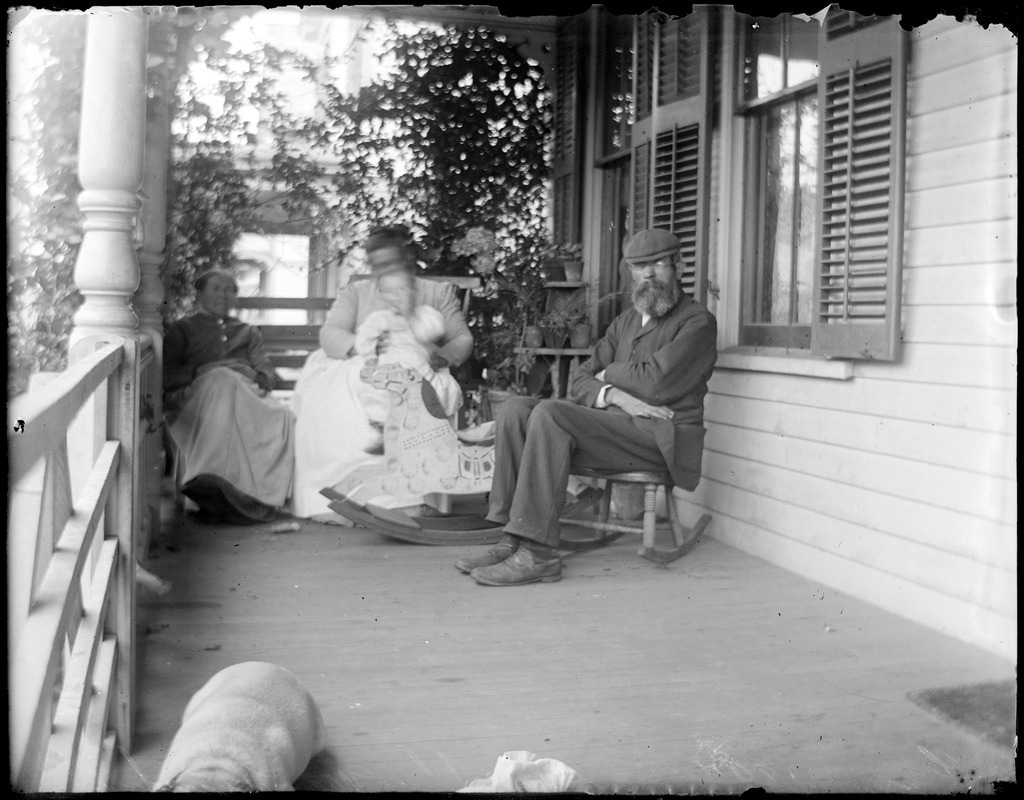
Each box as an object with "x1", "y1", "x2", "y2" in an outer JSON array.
[{"x1": 354, "y1": 268, "x2": 462, "y2": 436}]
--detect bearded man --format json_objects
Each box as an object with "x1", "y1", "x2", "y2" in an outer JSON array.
[{"x1": 457, "y1": 228, "x2": 718, "y2": 586}]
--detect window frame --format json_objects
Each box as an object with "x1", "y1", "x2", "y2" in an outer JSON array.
[{"x1": 729, "y1": 9, "x2": 908, "y2": 361}]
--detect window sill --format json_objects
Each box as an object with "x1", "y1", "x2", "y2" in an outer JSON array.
[{"x1": 715, "y1": 347, "x2": 854, "y2": 380}]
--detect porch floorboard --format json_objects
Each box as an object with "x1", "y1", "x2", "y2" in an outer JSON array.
[{"x1": 111, "y1": 498, "x2": 1015, "y2": 793}]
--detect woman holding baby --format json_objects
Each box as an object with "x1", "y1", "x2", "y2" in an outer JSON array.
[{"x1": 290, "y1": 226, "x2": 473, "y2": 521}]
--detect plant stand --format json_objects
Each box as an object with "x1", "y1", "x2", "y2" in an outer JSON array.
[{"x1": 514, "y1": 346, "x2": 593, "y2": 399}]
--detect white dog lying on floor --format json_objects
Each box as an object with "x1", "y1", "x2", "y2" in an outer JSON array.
[{"x1": 154, "y1": 661, "x2": 326, "y2": 792}]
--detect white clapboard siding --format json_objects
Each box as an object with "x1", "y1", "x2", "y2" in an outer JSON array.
[
  {"x1": 908, "y1": 95, "x2": 1016, "y2": 155},
  {"x1": 705, "y1": 422, "x2": 1015, "y2": 524},
  {"x1": 855, "y1": 342, "x2": 1016, "y2": 390},
  {"x1": 906, "y1": 178, "x2": 1016, "y2": 230},
  {"x1": 900, "y1": 305, "x2": 1016, "y2": 347},
  {"x1": 706, "y1": 391, "x2": 1015, "y2": 478},
  {"x1": 709, "y1": 370, "x2": 1013, "y2": 435},
  {"x1": 902, "y1": 261, "x2": 1016, "y2": 307},
  {"x1": 903, "y1": 218, "x2": 1016, "y2": 267},
  {"x1": 688, "y1": 471, "x2": 1015, "y2": 612},
  {"x1": 696, "y1": 441, "x2": 1016, "y2": 566},
  {"x1": 910, "y1": 49, "x2": 1017, "y2": 117},
  {"x1": 906, "y1": 136, "x2": 1016, "y2": 192}
]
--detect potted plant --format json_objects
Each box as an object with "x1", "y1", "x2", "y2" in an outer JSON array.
[
  {"x1": 470, "y1": 256, "x2": 547, "y2": 418},
  {"x1": 540, "y1": 288, "x2": 589, "y2": 350},
  {"x1": 493, "y1": 266, "x2": 547, "y2": 346}
]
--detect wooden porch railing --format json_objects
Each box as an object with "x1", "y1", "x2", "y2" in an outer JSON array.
[{"x1": 7, "y1": 335, "x2": 155, "y2": 792}]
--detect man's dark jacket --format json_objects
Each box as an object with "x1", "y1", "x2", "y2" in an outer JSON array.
[{"x1": 569, "y1": 295, "x2": 718, "y2": 491}]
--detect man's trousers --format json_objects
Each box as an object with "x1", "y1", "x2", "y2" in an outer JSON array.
[{"x1": 486, "y1": 396, "x2": 671, "y2": 547}]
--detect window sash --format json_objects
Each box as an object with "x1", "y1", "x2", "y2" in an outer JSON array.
[{"x1": 740, "y1": 90, "x2": 818, "y2": 346}]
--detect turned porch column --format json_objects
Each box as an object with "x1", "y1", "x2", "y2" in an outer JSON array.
[{"x1": 70, "y1": 7, "x2": 148, "y2": 350}]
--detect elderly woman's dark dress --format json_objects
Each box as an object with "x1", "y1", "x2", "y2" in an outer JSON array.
[{"x1": 164, "y1": 271, "x2": 295, "y2": 522}]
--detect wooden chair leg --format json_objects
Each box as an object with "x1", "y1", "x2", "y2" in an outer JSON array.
[
  {"x1": 598, "y1": 479, "x2": 613, "y2": 523},
  {"x1": 640, "y1": 482, "x2": 658, "y2": 553}
]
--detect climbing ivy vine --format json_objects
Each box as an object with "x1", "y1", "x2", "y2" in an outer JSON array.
[{"x1": 7, "y1": 10, "x2": 87, "y2": 397}]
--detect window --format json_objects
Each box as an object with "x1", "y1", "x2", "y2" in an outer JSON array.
[
  {"x1": 739, "y1": 15, "x2": 820, "y2": 349},
  {"x1": 738, "y1": 9, "x2": 908, "y2": 359}
]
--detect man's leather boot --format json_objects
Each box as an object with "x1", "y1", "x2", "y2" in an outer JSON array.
[
  {"x1": 469, "y1": 546, "x2": 562, "y2": 586},
  {"x1": 454, "y1": 532, "x2": 521, "y2": 574}
]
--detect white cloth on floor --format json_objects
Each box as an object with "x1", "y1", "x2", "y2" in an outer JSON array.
[{"x1": 458, "y1": 750, "x2": 579, "y2": 793}]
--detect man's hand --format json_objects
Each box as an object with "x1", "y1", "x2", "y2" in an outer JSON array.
[
  {"x1": 428, "y1": 351, "x2": 449, "y2": 371},
  {"x1": 375, "y1": 331, "x2": 391, "y2": 356},
  {"x1": 606, "y1": 386, "x2": 674, "y2": 419}
]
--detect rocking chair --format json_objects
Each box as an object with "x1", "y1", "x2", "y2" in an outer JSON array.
[{"x1": 320, "y1": 361, "x2": 504, "y2": 545}]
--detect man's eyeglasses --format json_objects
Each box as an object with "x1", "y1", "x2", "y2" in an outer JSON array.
[{"x1": 627, "y1": 256, "x2": 676, "y2": 271}]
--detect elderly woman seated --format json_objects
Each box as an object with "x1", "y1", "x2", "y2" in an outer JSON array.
[{"x1": 163, "y1": 269, "x2": 295, "y2": 524}]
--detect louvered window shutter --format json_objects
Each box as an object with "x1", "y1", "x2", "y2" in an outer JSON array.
[
  {"x1": 635, "y1": 8, "x2": 713, "y2": 304},
  {"x1": 653, "y1": 124, "x2": 702, "y2": 298},
  {"x1": 552, "y1": 17, "x2": 586, "y2": 244},
  {"x1": 634, "y1": 13, "x2": 656, "y2": 122},
  {"x1": 811, "y1": 12, "x2": 907, "y2": 360}
]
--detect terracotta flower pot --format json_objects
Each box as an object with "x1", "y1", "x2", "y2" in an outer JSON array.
[
  {"x1": 563, "y1": 260, "x2": 584, "y2": 283},
  {"x1": 523, "y1": 325, "x2": 544, "y2": 348},
  {"x1": 541, "y1": 260, "x2": 566, "y2": 282},
  {"x1": 569, "y1": 323, "x2": 592, "y2": 349}
]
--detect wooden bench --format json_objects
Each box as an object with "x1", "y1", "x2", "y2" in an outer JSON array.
[{"x1": 234, "y1": 296, "x2": 333, "y2": 392}]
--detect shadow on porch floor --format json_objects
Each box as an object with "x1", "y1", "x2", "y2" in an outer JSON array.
[{"x1": 111, "y1": 499, "x2": 1016, "y2": 793}]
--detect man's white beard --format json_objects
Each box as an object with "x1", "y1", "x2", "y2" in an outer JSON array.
[{"x1": 631, "y1": 277, "x2": 679, "y2": 318}]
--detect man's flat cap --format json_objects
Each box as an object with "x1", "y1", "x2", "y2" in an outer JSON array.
[{"x1": 622, "y1": 228, "x2": 682, "y2": 263}]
